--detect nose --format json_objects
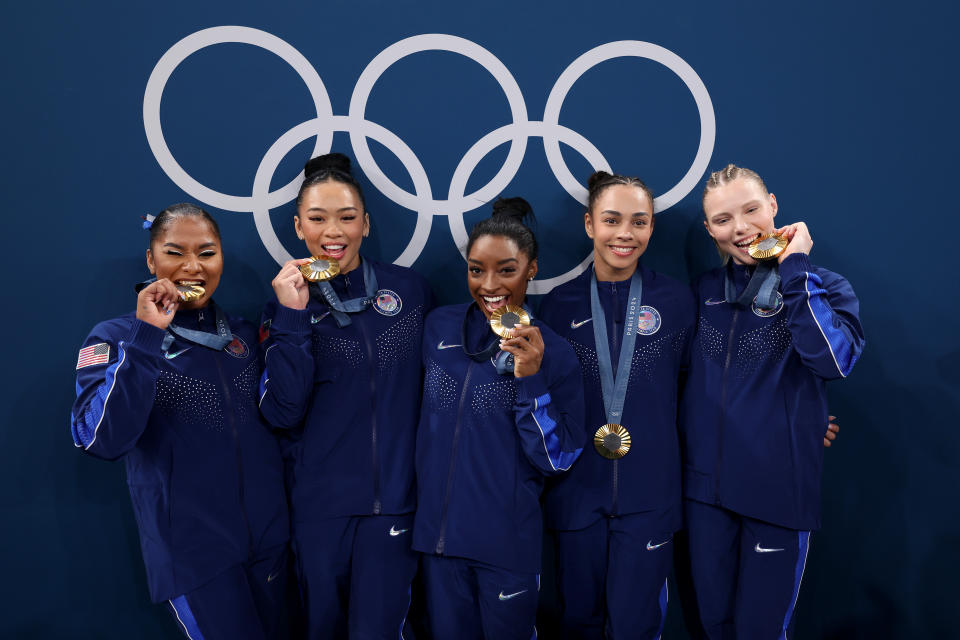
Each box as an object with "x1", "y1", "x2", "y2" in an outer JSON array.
[
  {"x1": 481, "y1": 270, "x2": 499, "y2": 292},
  {"x1": 182, "y1": 254, "x2": 202, "y2": 273},
  {"x1": 733, "y1": 215, "x2": 750, "y2": 234}
]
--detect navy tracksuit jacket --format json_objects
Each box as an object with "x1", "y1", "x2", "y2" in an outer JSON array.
[
  {"x1": 258, "y1": 258, "x2": 433, "y2": 521},
  {"x1": 539, "y1": 265, "x2": 696, "y2": 530},
  {"x1": 681, "y1": 254, "x2": 865, "y2": 529},
  {"x1": 413, "y1": 302, "x2": 587, "y2": 573},
  {"x1": 70, "y1": 307, "x2": 289, "y2": 604}
]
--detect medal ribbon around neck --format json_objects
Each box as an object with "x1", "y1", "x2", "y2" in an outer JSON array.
[
  {"x1": 724, "y1": 260, "x2": 780, "y2": 310},
  {"x1": 162, "y1": 301, "x2": 233, "y2": 351},
  {"x1": 460, "y1": 303, "x2": 533, "y2": 375},
  {"x1": 590, "y1": 269, "x2": 642, "y2": 425},
  {"x1": 308, "y1": 258, "x2": 378, "y2": 327}
]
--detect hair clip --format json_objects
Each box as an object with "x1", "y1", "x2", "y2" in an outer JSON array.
[{"x1": 141, "y1": 214, "x2": 155, "y2": 230}]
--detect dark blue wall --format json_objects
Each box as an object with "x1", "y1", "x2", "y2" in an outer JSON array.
[{"x1": 2, "y1": 1, "x2": 957, "y2": 637}]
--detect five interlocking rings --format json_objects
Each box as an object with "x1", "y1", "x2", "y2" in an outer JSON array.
[{"x1": 144, "y1": 26, "x2": 715, "y2": 294}]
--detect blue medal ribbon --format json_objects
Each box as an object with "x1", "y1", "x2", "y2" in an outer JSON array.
[
  {"x1": 724, "y1": 261, "x2": 780, "y2": 310},
  {"x1": 590, "y1": 270, "x2": 642, "y2": 425},
  {"x1": 162, "y1": 301, "x2": 233, "y2": 352},
  {"x1": 308, "y1": 259, "x2": 378, "y2": 327},
  {"x1": 461, "y1": 303, "x2": 533, "y2": 375}
]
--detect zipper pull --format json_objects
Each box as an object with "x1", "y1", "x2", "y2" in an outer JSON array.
[{"x1": 198, "y1": 311, "x2": 204, "y2": 322}]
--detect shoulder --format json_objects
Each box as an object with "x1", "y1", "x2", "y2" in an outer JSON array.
[
  {"x1": 370, "y1": 260, "x2": 433, "y2": 304},
  {"x1": 642, "y1": 267, "x2": 697, "y2": 315},
  {"x1": 538, "y1": 268, "x2": 590, "y2": 328},
  {"x1": 425, "y1": 303, "x2": 470, "y2": 331},
  {"x1": 84, "y1": 313, "x2": 137, "y2": 344}
]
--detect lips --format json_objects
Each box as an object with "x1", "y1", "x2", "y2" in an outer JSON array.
[
  {"x1": 480, "y1": 294, "x2": 508, "y2": 313},
  {"x1": 608, "y1": 245, "x2": 637, "y2": 257},
  {"x1": 321, "y1": 244, "x2": 347, "y2": 259}
]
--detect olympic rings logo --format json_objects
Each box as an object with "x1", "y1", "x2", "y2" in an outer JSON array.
[{"x1": 144, "y1": 26, "x2": 715, "y2": 294}]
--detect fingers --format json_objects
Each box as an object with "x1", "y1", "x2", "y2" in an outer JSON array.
[{"x1": 500, "y1": 325, "x2": 544, "y2": 352}]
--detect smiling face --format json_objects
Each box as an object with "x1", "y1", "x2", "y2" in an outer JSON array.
[
  {"x1": 295, "y1": 180, "x2": 370, "y2": 274},
  {"x1": 703, "y1": 177, "x2": 778, "y2": 265},
  {"x1": 146, "y1": 216, "x2": 223, "y2": 310},
  {"x1": 586, "y1": 183, "x2": 655, "y2": 281},
  {"x1": 467, "y1": 234, "x2": 538, "y2": 319}
]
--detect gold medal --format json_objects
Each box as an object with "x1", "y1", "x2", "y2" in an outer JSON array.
[
  {"x1": 176, "y1": 284, "x2": 205, "y2": 302},
  {"x1": 299, "y1": 255, "x2": 341, "y2": 282},
  {"x1": 747, "y1": 233, "x2": 787, "y2": 261},
  {"x1": 593, "y1": 423, "x2": 631, "y2": 459},
  {"x1": 489, "y1": 305, "x2": 530, "y2": 338}
]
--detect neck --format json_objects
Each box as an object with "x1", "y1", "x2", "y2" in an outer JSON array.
[
  {"x1": 593, "y1": 256, "x2": 638, "y2": 282},
  {"x1": 340, "y1": 255, "x2": 362, "y2": 275}
]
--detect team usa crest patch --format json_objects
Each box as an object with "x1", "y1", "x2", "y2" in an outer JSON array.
[
  {"x1": 636, "y1": 306, "x2": 662, "y2": 335},
  {"x1": 373, "y1": 289, "x2": 402, "y2": 316},
  {"x1": 752, "y1": 292, "x2": 784, "y2": 317},
  {"x1": 224, "y1": 335, "x2": 249, "y2": 359}
]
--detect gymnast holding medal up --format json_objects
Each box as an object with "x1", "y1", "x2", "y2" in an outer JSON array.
[
  {"x1": 680, "y1": 165, "x2": 865, "y2": 639},
  {"x1": 258, "y1": 153, "x2": 432, "y2": 640},
  {"x1": 412, "y1": 197, "x2": 586, "y2": 640},
  {"x1": 70, "y1": 204, "x2": 289, "y2": 639}
]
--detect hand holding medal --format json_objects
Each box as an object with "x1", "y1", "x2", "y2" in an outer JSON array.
[
  {"x1": 136, "y1": 278, "x2": 180, "y2": 330},
  {"x1": 494, "y1": 308, "x2": 543, "y2": 378},
  {"x1": 272, "y1": 258, "x2": 314, "y2": 310},
  {"x1": 773, "y1": 221, "x2": 813, "y2": 263}
]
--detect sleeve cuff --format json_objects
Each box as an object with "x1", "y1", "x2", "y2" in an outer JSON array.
[
  {"x1": 270, "y1": 304, "x2": 312, "y2": 334},
  {"x1": 516, "y1": 370, "x2": 550, "y2": 404},
  {"x1": 779, "y1": 252, "x2": 813, "y2": 283},
  {"x1": 128, "y1": 319, "x2": 168, "y2": 353}
]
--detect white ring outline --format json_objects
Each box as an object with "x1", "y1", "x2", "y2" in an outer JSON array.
[
  {"x1": 143, "y1": 25, "x2": 333, "y2": 212},
  {"x1": 143, "y1": 29, "x2": 716, "y2": 293}
]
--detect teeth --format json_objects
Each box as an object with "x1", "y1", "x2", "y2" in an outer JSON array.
[
  {"x1": 323, "y1": 245, "x2": 346, "y2": 251},
  {"x1": 178, "y1": 280, "x2": 203, "y2": 285},
  {"x1": 483, "y1": 295, "x2": 506, "y2": 302},
  {"x1": 610, "y1": 246, "x2": 635, "y2": 255}
]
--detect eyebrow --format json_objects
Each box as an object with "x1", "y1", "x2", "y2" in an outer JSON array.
[
  {"x1": 305, "y1": 206, "x2": 359, "y2": 213},
  {"x1": 601, "y1": 209, "x2": 650, "y2": 217},
  {"x1": 467, "y1": 257, "x2": 519, "y2": 265},
  {"x1": 162, "y1": 242, "x2": 217, "y2": 249}
]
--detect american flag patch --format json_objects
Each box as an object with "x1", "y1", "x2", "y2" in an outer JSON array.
[{"x1": 76, "y1": 343, "x2": 110, "y2": 369}]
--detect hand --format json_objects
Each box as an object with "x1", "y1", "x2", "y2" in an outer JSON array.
[
  {"x1": 499, "y1": 324, "x2": 545, "y2": 378},
  {"x1": 824, "y1": 415, "x2": 839, "y2": 448},
  {"x1": 776, "y1": 221, "x2": 813, "y2": 263},
  {"x1": 272, "y1": 259, "x2": 312, "y2": 310},
  {"x1": 136, "y1": 278, "x2": 180, "y2": 330}
]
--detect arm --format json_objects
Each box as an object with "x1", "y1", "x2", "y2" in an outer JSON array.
[
  {"x1": 779, "y1": 253, "x2": 864, "y2": 379},
  {"x1": 257, "y1": 302, "x2": 314, "y2": 429},
  {"x1": 512, "y1": 343, "x2": 586, "y2": 476},
  {"x1": 71, "y1": 320, "x2": 167, "y2": 460}
]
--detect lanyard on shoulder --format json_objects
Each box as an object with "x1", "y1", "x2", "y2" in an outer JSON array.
[
  {"x1": 163, "y1": 301, "x2": 233, "y2": 351},
  {"x1": 724, "y1": 261, "x2": 780, "y2": 309},
  {"x1": 590, "y1": 270, "x2": 642, "y2": 424},
  {"x1": 309, "y1": 258, "x2": 378, "y2": 327}
]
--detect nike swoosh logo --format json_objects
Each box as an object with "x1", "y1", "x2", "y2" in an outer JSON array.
[
  {"x1": 498, "y1": 590, "x2": 527, "y2": 601},
  {"x1": 570, "y1": 318, "x2": 592, "y2": 329},
  {"x1": 311, "y1": 311, "x2": 330, "y2": 324},
  {"x1": 388, "y1": 525, "x2": 409, "y2": 537},
  {"x1": 267, "y1": 571, "x2": 280, "y2": 583},
  {"x1": 646, "y1": 538, "x2": 671, "y2": 551},
  {"x1": 755, "y1": 543, "x2": 784, "y2": 553},
  {"x1": 164, "y1": 348, "x2": 191, "y2": 360},
  {"x1": 437, "y1": 340, "x2": 461, "y2": 350},
  {"x1": 704, "y1": 298, "x2": 727, "y2": 306}
]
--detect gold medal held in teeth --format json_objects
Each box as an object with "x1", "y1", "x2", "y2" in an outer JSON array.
[
  {"x1": 176, "y1": 284, "x2": 205, "y2": 302},
  {"x1": 489, "y1": 305, "x2": 530, "y2": 338},
  {"x1": 593, "y1": 423, "x2": 631, "y2": 459},
  {"x1": 299, "y1": 255, "x2": 341, "y2": 282},
  {"x1": 747, "y1": 233, "x2": 787, "y2": 261}
]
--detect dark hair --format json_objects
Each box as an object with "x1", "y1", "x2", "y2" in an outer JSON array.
[
  {"x1": 466, "y1": 197, "x2": 538, "y2": 261},
  {"x1": 586, "y1": 171, "x2": 655, "y2": 213},
  {"x1": 296, "y1": 152, "x2": 367, "y2": 212},
  {"x1": 148, "y1": 203, "x2": 220, "y2": 246}
]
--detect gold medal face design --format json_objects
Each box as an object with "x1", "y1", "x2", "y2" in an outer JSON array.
[
  {"x1": 747, "y1": 233, "x2": 787, "y2": 261},
  {"x1": 489, "y1": 305, "x2": 531, "y2": 338},
  {"x1": 176, "y1": 284, "x2": 205, "y2": 302},
  {"x1": 593, "y1": 423, "x2": 631, "y2": 459},
  {"x1": 299, "y1": 255, "x2": 341, "y2": 282}
]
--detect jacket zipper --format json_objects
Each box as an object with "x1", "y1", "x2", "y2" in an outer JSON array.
[
  {"x1": 436, "y1": 361, "x2": 474, "y2": 554},
  {"x1": 212, "y1": 350, "x2": 254, "y2": 554},
  {"x1": 715, "y1": 307, "x2": 740, "y2": 504},
  {"x1": 353, "y1": 290, "x2": 381, "y2": 515}
]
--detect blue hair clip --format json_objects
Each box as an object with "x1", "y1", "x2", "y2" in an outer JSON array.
[{"x1": 141, "y1": 214, "x2": 155, "y2": 230}]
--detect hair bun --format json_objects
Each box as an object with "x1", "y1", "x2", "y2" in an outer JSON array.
[
  {"x1": 491, "y1": 197, "x2": 534, "y2": 225},
  {"x1": 304, "y1": 152, "x2": 353, "y2": 179},
  {"x1": 587, "y1": 171, "x2": 613, "y2": 192}
]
